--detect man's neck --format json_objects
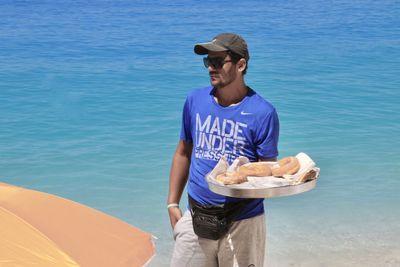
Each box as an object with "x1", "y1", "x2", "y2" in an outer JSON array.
[{"x1": 214, "y1": 80, "x2": 248, "y2": 107}]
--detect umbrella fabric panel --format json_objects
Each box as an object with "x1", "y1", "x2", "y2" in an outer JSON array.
[
  {"x1": 0, "y1": 183, "x2": 155, "y2": 267},
  {"x1": 0, "y1": 206, "x2": 80, "y2": 267}
]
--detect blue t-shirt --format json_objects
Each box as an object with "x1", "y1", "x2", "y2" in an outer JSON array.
[{"x1": 180, "y1": 86, "x2": 279, "y2": 220}]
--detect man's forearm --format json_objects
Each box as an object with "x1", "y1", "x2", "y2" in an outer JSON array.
[{"x1": 168, "y1": 141, "x2": 192, "y2": 204}]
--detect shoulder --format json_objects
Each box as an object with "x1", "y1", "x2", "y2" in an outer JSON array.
[
  {"x1": 182, "y1": 86, "x2": 213, "y2": 113},
  {"x1": 246, "y1": 88, "x2": 277, "y2": 116},
  {"x1": 186, "y1": 85, "x2": 213, "y2": 100}
]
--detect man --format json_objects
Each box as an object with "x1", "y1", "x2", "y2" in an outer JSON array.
[{"x1": 168, "y1": 33, "x2": 279, "y2": 267}]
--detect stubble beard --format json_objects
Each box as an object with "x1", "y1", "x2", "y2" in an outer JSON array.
[{"x1": 209, "y1": 68, "x2": 237, "y2": 89}]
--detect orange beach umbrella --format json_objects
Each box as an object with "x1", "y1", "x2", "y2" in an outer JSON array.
[{"x1": 0, "y1": 182, "x2": 155, "y2": 267}]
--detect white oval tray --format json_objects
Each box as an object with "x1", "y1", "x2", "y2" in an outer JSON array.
[{"x1": 207, "y1": 179, "x2": 317, "y2": 198}]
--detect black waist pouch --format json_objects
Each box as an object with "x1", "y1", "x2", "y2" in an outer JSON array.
[{"x1": 189, "y1": 195, "x2": 251, "y2": 240}]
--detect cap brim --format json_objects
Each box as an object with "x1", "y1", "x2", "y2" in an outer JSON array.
[{"x1": 194, "y1": 42, "x2": 228, "y2": 55}]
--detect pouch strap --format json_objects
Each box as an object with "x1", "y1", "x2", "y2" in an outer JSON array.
[{"x1": 188, "y1": 195, "x2": 252, "y2": 221}]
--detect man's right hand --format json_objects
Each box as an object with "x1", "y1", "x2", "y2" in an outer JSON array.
[{"x1": 168, "y1": 206, "x2": 182, "y2": 230}]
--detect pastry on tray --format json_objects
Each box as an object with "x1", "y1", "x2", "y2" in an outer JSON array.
[{"x1": 216, "y1": 156, "x2": 302, "y2": 185}]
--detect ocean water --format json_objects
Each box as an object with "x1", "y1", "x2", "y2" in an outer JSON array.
[{"x1": 1, "y1": 0, "x2": 399, "y2": 266}]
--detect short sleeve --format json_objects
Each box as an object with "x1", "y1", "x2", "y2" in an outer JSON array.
[
  {"x1": 179, "y1": 97, "x2": 193, "y2": 143},
  {"x1": 255, "y1": 109, "x2": 279, "y2": 159}
]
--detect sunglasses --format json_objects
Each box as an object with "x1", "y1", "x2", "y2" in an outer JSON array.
[{"x1": 203, "y1": 57, "x2": 232, "y2": 69}]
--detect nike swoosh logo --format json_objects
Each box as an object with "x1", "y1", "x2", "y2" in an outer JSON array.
[{"x1": 240, "y1": 111, "x2": 252, "y2": 115}]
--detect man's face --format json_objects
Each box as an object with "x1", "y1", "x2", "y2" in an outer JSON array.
[{"x1": 205, "y1": 51, "x2": 237, "y2": 89}]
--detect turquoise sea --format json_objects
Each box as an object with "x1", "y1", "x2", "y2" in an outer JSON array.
[{"x1": 1, "y1": 1, "x2": 399, "y2": 266}]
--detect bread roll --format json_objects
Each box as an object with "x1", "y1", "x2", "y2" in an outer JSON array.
[
  {"x1": 271, "y1": 157, "x2": 300, "y2": 177},
  {"x1": 216, "y1": 162, "x2": 272, "y2": 185},
  {"x1": 216, "y1": 172, "x2": 247, "y2": 185},
  {"x1": 238, "y1": 162, "x2": 272, "y2": 177}
]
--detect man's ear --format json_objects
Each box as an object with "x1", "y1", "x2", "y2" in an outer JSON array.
[{"x1": 237, "y1": 58, "x2": 247, "y2": 73}]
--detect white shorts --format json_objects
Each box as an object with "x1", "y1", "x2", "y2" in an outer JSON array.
[{"x1": 170, "y1": 210, "x2": 266, "y2": 267}]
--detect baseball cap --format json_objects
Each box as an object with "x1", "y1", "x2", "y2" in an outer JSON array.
[{"x1": 194, "y1": 33, "x2": 249, "y2": 61}]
